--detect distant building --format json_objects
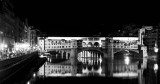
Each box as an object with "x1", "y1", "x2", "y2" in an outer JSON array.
[
  {"x1": 107, "y1": 37, "x2": 139, "y2": 49},
  {"x1": 140, "y1": 26, "x2": 158, "y2": 56},
  {"x1": 0, "y1": 4, "x2": 26, "y2": 56}
]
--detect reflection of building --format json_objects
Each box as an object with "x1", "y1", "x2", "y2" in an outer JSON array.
[
  {"x1": 106, "y1": 58, "x2": 139, "y2": 78},
  {"x1": 80, "y1": 57, "x2": 105, "y2": 76},
  {"x1": 38, "y1": 62, "x2": 77, "y2": 77},
  {"x1": 78, "y1": 51, "x2": 102, "y2": 65}
]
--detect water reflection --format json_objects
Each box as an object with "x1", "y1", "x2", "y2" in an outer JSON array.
[
  {"x1": 36, "y1": 49, "x2": 141, "y2": 78},
  {"x1": 25, "y1": 48, "x2": 159, "y2": 84}
]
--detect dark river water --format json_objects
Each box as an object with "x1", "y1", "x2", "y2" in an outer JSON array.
[{"x1": 26, "y1": 49, "x2": 158, "y2": 84}]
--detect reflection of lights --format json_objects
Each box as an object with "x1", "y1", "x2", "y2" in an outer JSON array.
[
  {"x1": 154, "y1": 47, "x2": 158, "y2": 53},
  {"x1": 97, "y1": 66, "x2": 102, "y2": 74},
  {"x1": 154, "y1": 64, "x2": 158, "y2": 71},
  {"x1": 99, "y1": 58, "x2": 102, "y2": 63},
  {"x1": 27, "y1": 81, "x2": 30, "y2": 84},
  {"x1": 33, "y1": 73, "x2": 36, "y2": 77},
  {"x1": 82, "y1": 68, "x2": 89, "y2": 73},
  {"x1": 124, "y1": 56, "x2": 130, "y2": 65}
]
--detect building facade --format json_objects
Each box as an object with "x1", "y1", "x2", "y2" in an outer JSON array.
[
  {"x1": 140, "y1": 26, "x2": 158, "y2": 56},
  {"x1": 107, "y1": 37, "x2": 139, "y2": 49},
  {"x1": 0, "y1": 0, "x2": 40, "y2": 59},
  {"x1": 82, "y1": 37, "x2": 106, "y2": 47},
  {"x1": 38, "y1": 37, "x2": 78, "y2": 52}
]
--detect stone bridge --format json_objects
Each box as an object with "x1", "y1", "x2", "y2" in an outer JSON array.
[
  {"x1": 113, "y1": 48, "x2": 139, "y2": 54},
  {"x1": 77, "y1": 47, "x2": 108, "y2": 58}
]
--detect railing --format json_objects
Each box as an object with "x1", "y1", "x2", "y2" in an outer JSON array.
[
  {"x1": 0, "y1": 50, "x2": 39, "y2": 61},
  {"x1": 0, "y1": 52, "x2": 39, "y2": 83}
]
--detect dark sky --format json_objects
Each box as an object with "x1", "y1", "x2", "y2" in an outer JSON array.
[{"x1": 9, "y1": 0, "x2": 160, "y2": 36}]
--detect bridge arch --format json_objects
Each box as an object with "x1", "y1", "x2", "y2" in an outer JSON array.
[
  {"x1": 113, "y1": 49, "x2": 139, "y2": 54},
  {"x1": 94, "y1": 42, "x2": 100, "y2": 47},
  {"x1": 78, "y1": 48, "x2": 106, "y2": 58},
  {"x1": 88, "y1": 42, "x2": 93, "y2": 47},
  {"x1": 82, "y1": 42, "x2": 87, "y2": 47}
]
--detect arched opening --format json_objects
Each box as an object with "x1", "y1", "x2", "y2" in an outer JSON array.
[
  {"x1": 93, "y1": 65, "x2": 99, "y2": 70},
  {"x1": 82, "y1": 42, "x2": 87, "y2": 47},
  {"x1": 94, "y1": 42, "x2": 100, "y2": 47},
  {"x1": 63, "y1": 51, "x2": 66, "y2": 59},
  {"x1": 68, "y1": 53, "x2": 70, "y2": 59},
  {"x1": 88, "y1": 65, "x2": 92, "y2": 71},
  {"x1": 88, "y1": 42, "x2": 93, "y2": 47}
]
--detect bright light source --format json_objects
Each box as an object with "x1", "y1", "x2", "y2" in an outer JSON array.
[
  {"x1": 125, "y1": 56, "x2": 130, "y2": 65},
  {"x1": 4, "y1": 44, "x2": 7, "y2": 48},
  {"x1": 154, "y1": 47, "x2": 158, "y2": 53},
  {"x1": 33, "y1": 73, "x2": 36, "y2": 77},
  {"x1": 154, "y1": 64, "x2": 158, "y2": 71},
  {"x1": 27, "y1": 81, "x2": 30, "y2": 84}
]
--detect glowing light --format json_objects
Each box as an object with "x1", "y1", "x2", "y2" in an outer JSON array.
[
  {"x1": 154, "y1": 64, "x2": 158, "y2": 71},
  {"x1": 33, "y1": 73, "x2": 36, "y2": 77},
  {"x1": 27, "y1": 81, "x2": 30, "y2": 84},
  {"x1": 124, "y1": 57, "x2": 130, "y2": 65},
  {"x1": 47, "y1": 37, "x2": 106, "y2": 41},
  {"x1": 47, "y1": 37, "x2": 84, "y2": 40},
  {"x1": 154, "y1": 47, "x2": 158, "y2": 53},
  {"x1": 4, "y1": 44, "x2": 7, "y2": 48},
  {"x1": 113, "y1": 37, "x2": 138, "y2": 41}
]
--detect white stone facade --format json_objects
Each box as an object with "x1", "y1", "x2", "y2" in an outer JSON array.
[{"x1": 38, "y1": 37, "x2": 78, "y2": 52}]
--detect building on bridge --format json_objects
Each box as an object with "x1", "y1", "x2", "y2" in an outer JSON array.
[
  {"x1": 38, "y1": 37, "x2": 80, "y2": 52},
  {"x1": 106, "y1": 37, "x2": 140, "y2": 58},
  {"x1": 81, "y1": 37, "x2": 106, "y2": 48},
  {"x1": 38, "y1": 37, "x2": 107, "y2": 52}
]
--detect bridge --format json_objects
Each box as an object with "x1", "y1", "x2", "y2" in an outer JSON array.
[
  {"x1": 113, "y1": 48, "x2": 139, "y2": 54},
  {"x1": 77, "y1": 47, "x2": 107, "y2": 58}
]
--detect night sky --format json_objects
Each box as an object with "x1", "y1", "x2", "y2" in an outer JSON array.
[{"x1": 9, "y1": 0, "x2": 160, "y2": 36}]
